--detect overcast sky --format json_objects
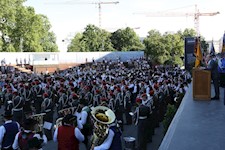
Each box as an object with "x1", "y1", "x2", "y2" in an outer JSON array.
[{"x1": 24, "y1": 0, "x2": 225, "y2": 52}]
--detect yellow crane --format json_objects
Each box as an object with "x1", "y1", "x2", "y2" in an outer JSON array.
[
  {"x1": 134, "y1": 5, "x2": 219, "y2": 36},
  {"x1": 46, "y1": 1, "x2": 119, "y2": 28}
]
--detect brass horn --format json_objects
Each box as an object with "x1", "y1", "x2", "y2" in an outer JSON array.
[
  {"x1": 58, "y1": 106, "x2": 77, "y2": 116},
  {"x1": 90, "y1": 106, "x2": 116, "y2": 147},
  {"x1": 55, "y1": 117, "x2": 63, "y2": 128},
  {"x1": 29, "y1": 113, "x2": 46, "y2": 133}
]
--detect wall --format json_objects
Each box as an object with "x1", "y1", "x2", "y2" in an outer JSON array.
[{"x1": 0, "y1": 51, "x2": 144, "y2": 65}]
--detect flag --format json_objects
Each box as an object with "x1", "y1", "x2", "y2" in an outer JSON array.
[
  {"x1": 210, "y1": 40, "x2": 215, "y2": 56},
  {"x1": 194, "y1": 37, "x2": 203, "y2": 68},
  {"x1": 222, "y1": 32, "x2": 225, "y2": 53}
]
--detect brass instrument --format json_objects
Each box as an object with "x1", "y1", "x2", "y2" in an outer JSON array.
[
  {"x1": 55, "y1": 107, "x2": 77, "y2": 128},
  {"x1": 90, "y1": 106, "x2": 116, "y2": 147},
  {"x1": 55, "y1": 117, "x2": 63, "y2": 128},
  {"x1": 29, "y1": 113, "x2": 46, "y2": 133},
  {"x1": 58, "y1": 106, "x2": 77, "y2": 116}
]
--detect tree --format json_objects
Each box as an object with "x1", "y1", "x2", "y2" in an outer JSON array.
[
  {"x1": 144, "y1": 30, "x2": 166, "y2": 64},
  {"x1": 111, "y1": 27, "x2": 144, "y2": 51},
  {"x1": 0, "y1": 0, "x2": 58, "y2": 52},
  {"x1": 67, "y1": 33, "x2": 86, "y2": 52},
  {"x1": 82, "y1": 24, "x2": 114, "y2": 52}
]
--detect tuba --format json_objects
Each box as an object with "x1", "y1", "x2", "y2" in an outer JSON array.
[
  {"x1": 90, "y1": 106, "x2": 115, "y2": 147},
  {"x1": 29, "y1": 113, "x2": 46, "y2": 133}
]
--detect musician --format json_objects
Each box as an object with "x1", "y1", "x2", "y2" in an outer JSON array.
[
  {"x1": 23, "y1": 85, "x2": 32, "y2": 115},
  {"x1": 114, "y1": 88, "x2": 123, "y2": 130},
  {"x1": 90, "y1": 120, "x2": 122, "y2": 150},
  {"x1": 84, "y1": 86, "x2": 93, "y2": 106},
  {"x1": 12, "y1": 95, "x2": 24, "y2": 125},
  {"x1": 34, "y1": 85, "x2": 44, "y2": 114},
  {"x1": 108, "y1": 92, "x2": 115, "y2": 111},
  {"x1": 93, "y1": 90, "x2": 101, "y2": 107},
  {"x1": 108, "y1": 120, "x2": 122, "y2": 150},
  {"x1": 76, "y1": 99, "x2": 92, "y2": 148},
  {"x1": 41, "y1": 96, "x2": 54, "y2": 141},
  {"x1": 141, "y1": 93, "x2": 154, "y2": 143},
  {"x1": 124, "y1": 86, "x2": 132, "y2": 125},
  {"x1": 12, "y1": 118, "x2": 47, "y2": 150},
  {"x1": 0, "y1": 111, "x2": 20, "y2": 150},
  {"x1": 53, "y1": 114, "x2": 84, "y2": 150},
  {"x1": 134, "y1": 98, "x2": 150, "y2": 150}
]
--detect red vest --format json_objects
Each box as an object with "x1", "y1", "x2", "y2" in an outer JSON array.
[{"x1": 57, "y1": 126, "x2": 79, "y2": 150}]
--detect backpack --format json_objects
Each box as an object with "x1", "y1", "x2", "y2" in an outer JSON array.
[{"x1": 18, "y1": 131, "x2": 34, "y2": 150}]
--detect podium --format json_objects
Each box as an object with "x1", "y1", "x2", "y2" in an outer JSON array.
[{"x1": 193, "y1": 69, "x2": 211, "y2": 100}]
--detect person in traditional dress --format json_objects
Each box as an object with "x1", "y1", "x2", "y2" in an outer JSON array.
[
  {"x1": 53, "y1": 114, "x2": 84, "y2": 150},
  {"x1": 0, "y1": 111, "x2": 20, "y2": 150}
]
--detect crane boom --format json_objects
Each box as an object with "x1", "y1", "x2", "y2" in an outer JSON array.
[
  {"x1": 134, "y1": 5, "x2": 219, "y2": 36},
  {"x1": 45, "y1": 1, "x2": 119, "y2": 28}
]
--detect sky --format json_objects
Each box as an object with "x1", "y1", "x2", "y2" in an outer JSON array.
[{"x1": 24, "y1": 0, "x2": 225, "y2": 52}]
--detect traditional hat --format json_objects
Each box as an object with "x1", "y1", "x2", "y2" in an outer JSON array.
[
  {"x1": 63, "y1": 114, "x2": 77, "y2": 124},
  {"x1": 96, "y1": 89, "x2": 101, "y2": 94},
  {"x1": 150, "y1": 90, "x2": 154, "y2": 96},
  {"x1": 43, "y1": 93, "x2": 49, "y2": 98},
  {"x1": 101, "y1": 97, "x2": 107, "y2": 101},
  {"x1": 2, "y1": 110, "x2": 13, "y2": 118},
  {"x1": 116, "y1": 87, "x2": 121, "y2": 92},
  {"x1": 136, "y1": 97, "x2": 142, "y2": 103},
  {"x1": 72, "y1": 93, "x2": 79, "y2": 99},
  {"x1": 23, "y1": 118, "x2": 38, "y2": 129}
]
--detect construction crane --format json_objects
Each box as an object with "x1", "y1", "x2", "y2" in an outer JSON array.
[
  {"x1": 95, "y1": 1, "x2": 119, "y2": 28},
  {"x1": 46, "y1": 1, "x2": 119, "y2": 28},
  {"x1": 134, "y1": 5, "x2": 219, "y2": 36}
]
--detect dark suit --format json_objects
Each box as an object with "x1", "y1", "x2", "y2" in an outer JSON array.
[{"x1": 207, "y1": 59, "x2": 220, "y2": 98}]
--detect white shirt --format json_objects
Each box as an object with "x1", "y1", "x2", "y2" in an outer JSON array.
[
  {"x1": 75, "y1": 107, "x2": 88, "y2": 129},
  {"x1": 0, "y1": 120, "x2": 20, "y2": 148},
  {"x1": 12, "y1": 130, "x2": 47, "y2": 150},
  {"x1": 53, "y1": 127, "x2": 84, "y2": 142},
  {"x1": 94, "y1": 129, "x2": 114, "y2": 150}
]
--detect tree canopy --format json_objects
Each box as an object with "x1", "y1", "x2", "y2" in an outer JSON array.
[
  {"x1": 144, "y1": 28, "x2": 208, "y2": 66},
  {"x1": 111, "y1": 27, "x2": 145, "y2": 51},
  {"x1": 68, "y1": 25, "x2": 144, "y2": 52},
  {"x1": 0, "y1": 0, "x2": 58, "y2": 52}
]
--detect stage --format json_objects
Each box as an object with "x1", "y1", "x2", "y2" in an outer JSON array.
[{"x1": 159, "y1": 83, "x2": 225, "y2": 150}]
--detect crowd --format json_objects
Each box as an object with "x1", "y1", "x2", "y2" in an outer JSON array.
[{"x1": 0, "y1": 57, "x2": 191, "y2": 150}]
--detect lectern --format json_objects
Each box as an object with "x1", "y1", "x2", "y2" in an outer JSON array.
[{"x1": 193, "y1": 69, "x2": 211, "y2": 100}]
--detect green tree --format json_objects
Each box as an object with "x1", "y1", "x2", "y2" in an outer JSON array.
[
  {"x1": 143, "y1": 30, "x2": 166, "y2": 64},
  {"x1": 111, "y1": 27, "x2": 144, "y2": 51},
  {"x1": 0, "y1": 0, "x2": 58, "y2": 52},
  {"x1": 67, "y1": 33, "x2": 86, "y2": 52},
  {"x1": 81, "y1": 24, "x2": 114, "y2": 52}
]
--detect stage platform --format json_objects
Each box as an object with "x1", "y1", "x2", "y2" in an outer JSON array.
[{"x1": 159, "y1": 83, "x2": 225, "y2": 150}]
